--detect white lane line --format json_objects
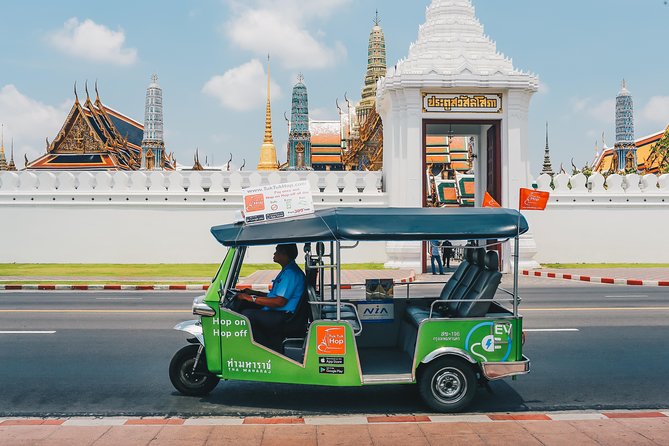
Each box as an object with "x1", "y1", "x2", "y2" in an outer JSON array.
[
  {"x1": 523, "y1": 329, "x2": 580, "y2": 332},
  {"x1": 0, "y1": 331, "x2": 56, "y2": 334},
  {"x1": 605, "y1": 295, "x2": 648, "y2": 298},
  {"x1": 95, "y1": 297, "x2": 143, "y2": 300}
]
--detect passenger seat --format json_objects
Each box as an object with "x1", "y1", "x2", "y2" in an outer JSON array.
[{"x1": 455, "y1": 250, "x2": 502, "y2": 318}]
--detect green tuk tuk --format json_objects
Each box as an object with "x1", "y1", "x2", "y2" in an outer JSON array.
[{"x1": 169, "y1": 207, "x2": 530, "y2": 412}]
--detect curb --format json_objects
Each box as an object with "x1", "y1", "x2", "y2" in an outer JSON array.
[
  {"x1": 0, "y1": 410, "x2": 666, "y2": 426},
  {"x1": 522, "y1": 270, "x2": 669, "y2": 287},
  {"x1": 0, "y1": 284, "x2": 210, "y2": 291},
  {"x1": 0, "y1": 272, "x2": 417, "y2": 292}
]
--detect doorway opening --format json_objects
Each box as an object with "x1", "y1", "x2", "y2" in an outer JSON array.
[{"x1": 421, "y1": 119, "x2": 502, "y2": 273}]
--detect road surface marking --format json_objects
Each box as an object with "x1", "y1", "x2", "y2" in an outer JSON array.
[
  {"x1": 523, "y1": 329, "x2": 579, "y2": 332},
  {"x1": 524, "y1": 307, "x2": 669, "y2": 312},
  {"x1": 605, "y1": 295, "x2": 648, "y2": 298},
  {"x1": 95, "y1": 297, "x2": 143, "y2": 300},
  {"x1": 0, "y1": 331, "x2": 56, "y2": 334}
]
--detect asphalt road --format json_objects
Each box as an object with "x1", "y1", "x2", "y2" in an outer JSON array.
[{"x1": 1, "y1": 281, "x2": 668, "y2": 417}]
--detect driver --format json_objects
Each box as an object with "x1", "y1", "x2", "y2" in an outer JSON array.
[{"x1": 235, "y1": 243, "x2": 306, "y2": 350}]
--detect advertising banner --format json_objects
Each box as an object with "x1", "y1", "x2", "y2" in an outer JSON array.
[
  {"x1": 519, "y1": 188, "x2": 550, "y2": 211},
  {"x1": 242, "y1": 181, "x2": 314, "y2": 224}
]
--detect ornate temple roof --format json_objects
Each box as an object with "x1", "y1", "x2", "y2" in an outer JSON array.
[
  {"x1": 26, "y1": 84, "x2": 174, "y2": 171},
  {"x1": 379, "y1": 0, "x2": 538, "y2": 93}
]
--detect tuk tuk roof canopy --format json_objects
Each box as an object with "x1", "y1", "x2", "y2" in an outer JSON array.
[{"x1": 211, "y1": 207, "x2": 529, "y2": 247}]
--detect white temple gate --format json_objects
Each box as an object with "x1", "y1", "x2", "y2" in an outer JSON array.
[{"x1": 377, "y1": 0, "x2": 540, "y2": 270}]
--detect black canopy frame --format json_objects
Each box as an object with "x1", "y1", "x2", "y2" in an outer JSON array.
[
  {"x1": 211, "y1": 207, "x2": 528, "y2": 247},
  {"x1": 211, "y1": 207, "x2": 528, "y2": 319}
]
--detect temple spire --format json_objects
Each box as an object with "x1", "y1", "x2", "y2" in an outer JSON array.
[
  {"x1": 541, "y1": 122, "x2": 554, "y2": 176},
  {"x1": 141, "y1": 74, "x2": 166, "y2": 170},
  {"x1": 257, "y1": 55, "x2": 279, "y2": 170},
  {"x1": 287, "y1": 74, "x2": 312, "y2": 170},
  {"x1": 614, "y1": 78, "x2": 636, "y2": 171},
  {"x1": 0, "y1": 124, "x2": 7, "y2": 171},
  {"x1": 8, "y1": 138, "x2": 16, "y2": 171},
  {"x1": 357, "y1": 11, "x2": 387, "y2": 126},
  {"x1": 263, "y1": 55, "x2": 273, "y2": 145}
]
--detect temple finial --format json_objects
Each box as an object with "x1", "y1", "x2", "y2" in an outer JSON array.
[
  {"x1": 263, "y1": 55, "x2": 273, "y2": 145},
  {"x1": 374, "y1": 9, "x2": 380, "y2": 26},
  {"x1": 0, "y1": 124, "x2": 4, "y2": 154},
  {"x1": 94, "y1": 79, "x2": 100, "y2": 102},
  {"x1": 84, "y1": 80, "x2": 90, "y2": 101},
  {"x1": 297, "y1": 72, "x2": 304, "y2": 84},
  {"x1": 151, "y1": 73, "x2": 158, "y2": 84},
  {"x1": 74, "y1": 82, "x2": 79, "y2": 104}
]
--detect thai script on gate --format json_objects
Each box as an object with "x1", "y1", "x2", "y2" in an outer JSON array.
[{"x1": 423, "y1": 93, "x2": 502, "y2": 113}]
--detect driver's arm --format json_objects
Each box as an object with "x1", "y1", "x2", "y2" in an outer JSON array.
[
  {"x1": 241, "y1": 288, "x2": 268, "y2": 297},
  {"x1": 237, "y1": 293, "x2": 287, "y2": 308}
]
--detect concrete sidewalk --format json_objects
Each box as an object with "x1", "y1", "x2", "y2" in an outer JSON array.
[{"x1": 1, "y1": 411, "x2": 668, "y2": 445}]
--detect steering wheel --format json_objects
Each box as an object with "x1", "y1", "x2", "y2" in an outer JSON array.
[{"x1": 223, "y1": 288, "x2": 242, "y2": 307}]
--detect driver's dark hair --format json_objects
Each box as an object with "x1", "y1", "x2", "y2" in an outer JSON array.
[{"x1": 277, "y1": 243, "x2": 299, "y2": 261}]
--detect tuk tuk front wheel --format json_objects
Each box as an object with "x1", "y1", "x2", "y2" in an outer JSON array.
[
  {"x1": 169, "y1": 345, "x2": 220, "y2": 396},
  {"x1": 418, "y1": 357, "x2": 476, "y2": 413}
]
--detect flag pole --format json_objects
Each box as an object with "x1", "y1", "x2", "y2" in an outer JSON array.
[{"x1": 513, "y1": 193, "x2": 521, "y2": 317}]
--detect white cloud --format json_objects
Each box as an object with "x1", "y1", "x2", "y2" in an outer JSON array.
[
  {"x1": 202, "y1": 59, "x2": 282, "y2": 111},
  {"x1": 642, "y1": 96, "x2": 669, "y2": 125},
  {"x1": 48, "y1": 18, "x2": 138, "y2": 66},
  {"x1": 0, "y1": 85, "x2": 70, "y2": 163},
  {"x1": 224, "y1": 0, "x2": 349, "y2": 69},
  {"x1": 310, "y1": 107, "x2": 338, "y2": 121},
  {"x1": 538, "y1": 81, "x2": 550, "y2": 95},
  {"x1": 570, "y1": 97, "x2": 614, "y2": 123}
]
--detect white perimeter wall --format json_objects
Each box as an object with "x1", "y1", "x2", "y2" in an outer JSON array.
[
  {"x1": 2, "y1": 170, "x2": 669, "y2": 265},
  {"x1": 0, "y1": 171, "x2": 388, "y2": 264},
  {"x1": 527, "y1": 172, "x2": 669, "y2": 263}
]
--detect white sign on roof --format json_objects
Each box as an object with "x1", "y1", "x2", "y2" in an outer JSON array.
[{"x1": 242, "y1": 181, "x2": 314, "y2": 224}]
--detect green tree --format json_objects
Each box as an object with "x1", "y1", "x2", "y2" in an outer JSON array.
[{"x1": 645, "y1": 127, "x2": 669, "y2": 174}]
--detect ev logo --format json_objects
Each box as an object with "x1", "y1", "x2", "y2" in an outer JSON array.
[
  {"x1": 465, "y1": 322, "x2": 513, "y2": 362},
  {"x1": 481, "y1": 335, "x2": 496, "y2": 353}
]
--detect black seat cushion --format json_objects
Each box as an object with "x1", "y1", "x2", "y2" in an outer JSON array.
[{"x1": 456, "y1": 251, "x2": 502, "y2": 318}]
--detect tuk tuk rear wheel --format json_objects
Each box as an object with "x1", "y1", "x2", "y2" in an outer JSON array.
[
  {"x1": 169, "y1": 345, "x2": 219, "y2": 396},
  {"x1": 419, "y1": 357, "x2": 476, "y2": 413}
]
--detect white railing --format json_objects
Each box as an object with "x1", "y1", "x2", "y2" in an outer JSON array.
[
  {"x1": 535, "y1": 172, "x2": 669, "y2": 204},
  {"x1": 0, "y1": 170, "x2": 386, "y2": 207}
]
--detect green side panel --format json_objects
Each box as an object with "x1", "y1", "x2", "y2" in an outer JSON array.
[
  {"x1": 204, "y1": 248, "x2": 235, "y2": 304},
  {"x1": 207, "y1": 311, "x2": 362, "y2": 386},
  {"x1": 202, "y1": 248, "x2": 236, "y2": 374},
  {"x1": 413, "y1": 318, "x2": 522, "y2": 369}
]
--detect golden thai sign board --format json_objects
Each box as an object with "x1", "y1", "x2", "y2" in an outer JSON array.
[{"x1": 422, "y1": 93, "x2": 503, "y2": 113}]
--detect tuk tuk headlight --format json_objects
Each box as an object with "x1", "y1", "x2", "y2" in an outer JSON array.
[{"x1": 192, "y1": 295, "x2": 216, "y2": 317}]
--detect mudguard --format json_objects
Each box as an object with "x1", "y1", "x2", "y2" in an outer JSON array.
[{"x1": 174, "y1": 320, "x2": 203, "y2": 345}]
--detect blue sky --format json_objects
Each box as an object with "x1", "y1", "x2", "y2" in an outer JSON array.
[{"x1": 1, "y1": 0, "x2": 668, "y2": 174}]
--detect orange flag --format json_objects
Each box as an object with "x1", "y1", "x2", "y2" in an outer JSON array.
[
  {"x1": 519, "y1": 188, "x2": 550, "y2": 211},
  {"x1": 482, "y1": 191, "x2": 501, "y2": 208}
]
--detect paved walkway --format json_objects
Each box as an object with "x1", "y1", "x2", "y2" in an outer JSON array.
[{"x1": 1, "y1": 411, "x2": 668, "y2": 445}]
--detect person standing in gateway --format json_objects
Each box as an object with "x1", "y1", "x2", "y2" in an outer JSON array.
[
  {"x1": 235, "y1": 244, "x2": 306, "y2": 350},
  {"x1": 429, "y1": 240, "x2": 445, "y2": 275}
]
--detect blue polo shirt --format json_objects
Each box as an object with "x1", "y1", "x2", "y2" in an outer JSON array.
[{"x1": 264, "y1": 261, "x2": 305, "y2": 313}]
